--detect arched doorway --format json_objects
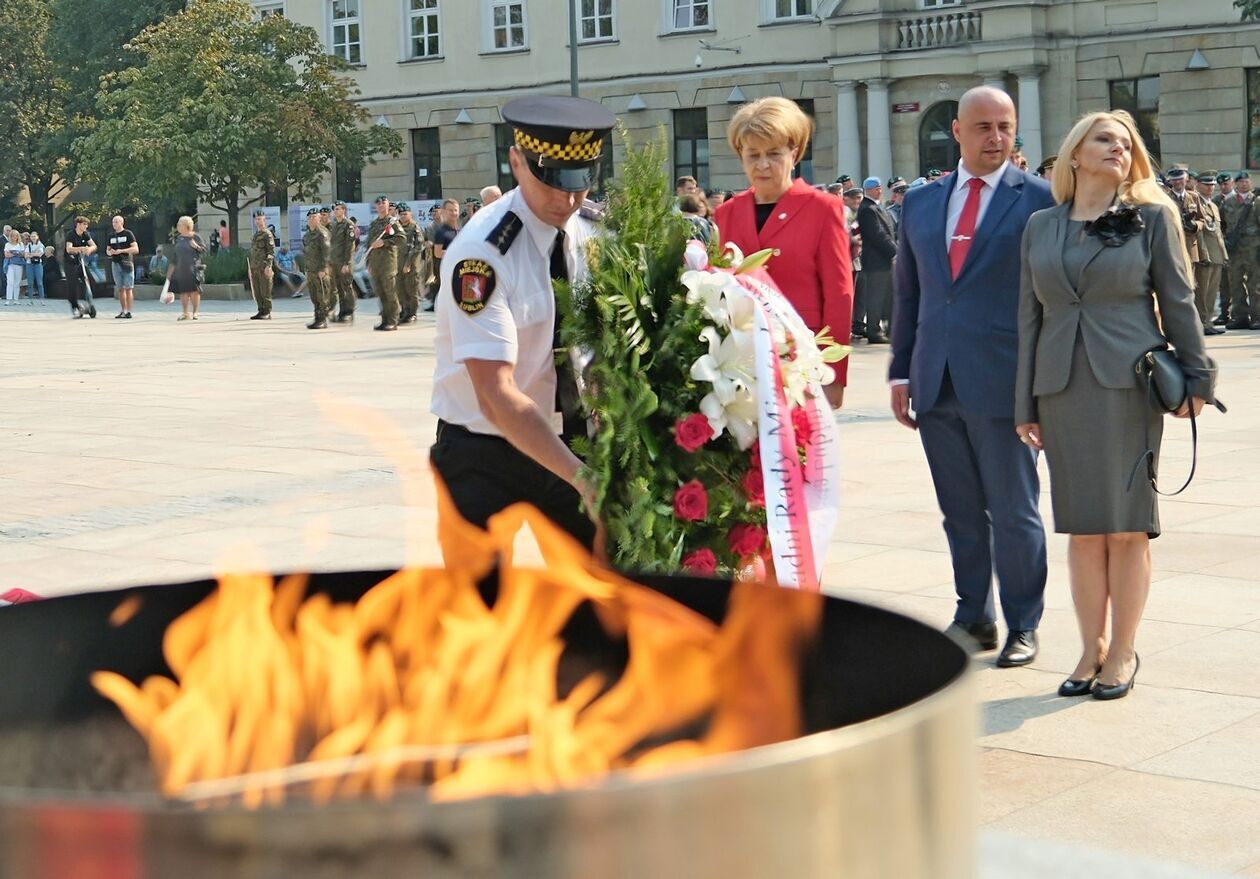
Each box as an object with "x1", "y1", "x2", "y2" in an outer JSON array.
[{"x1": 918, "y1": 101, "x2": 959, "y2": 174}]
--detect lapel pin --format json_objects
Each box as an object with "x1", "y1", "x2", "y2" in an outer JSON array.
[{"x1": 778, "y1": 212, "x2": 787, "y2": 220}]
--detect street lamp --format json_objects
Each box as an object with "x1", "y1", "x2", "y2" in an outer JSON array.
[{"x1": 569, "y1": 0, "x2": 579, "y2": 96}]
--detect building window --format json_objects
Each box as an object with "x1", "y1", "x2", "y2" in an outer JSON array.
[
  {"x1": 918, "y1": 0, "x2": 961, "y2": 7},
  {"x1": 773, "y1": 0, "x2": 812, "y2": 18},
  {"x1": 1109, "y1": 76, "x2": 1161, "y2": 165},
  {"x1": 330, "y1": 0, "x2": 362, "y2": 64},
  {"x1": 408, "y1": 0, "x2": 441, "y2": 58},
  {"x1": 673, "y1": 108, "x2": 709, "y2": 190},
  {"x1": 495, "y1": 124, "x2": 516, "y2": 192},
  {"x1": 580, "y1": 0, "x2": 614, "y2": 41},
  {"x1": 791, "y1": 99, "x2": 815, "y2": 183},
  {"x1": 673, "y1": 0, "x2": 709, "y2": 30},
  {"x1": 336, "y1": 161, "x2": 362, "y2": 203},
  {"x1": 1246, "y1": 70, "x2": 1260, "y2": 169},
  {"x1": 264, "y1": 179, "x2": 289, "y2": 210},
  {"x1": 412, "y1": 128, "x2": 442, "y2": 200},
  {"x1": 255, "y1": 1, "x2": 285, "y2": 17},
  {"x1": 487, "y1": 1, "x2": 527, "y2": 51},
  {"x1": 918, "y1": 101, "x2": 959, "y2": 175}
]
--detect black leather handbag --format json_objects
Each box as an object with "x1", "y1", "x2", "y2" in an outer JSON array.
[{"x1": 1128, "y1": 347, "x2": 1226, "y2": 496}]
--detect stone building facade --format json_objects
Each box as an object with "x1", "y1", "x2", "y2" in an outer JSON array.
[{"x1": 209, "y1": 0, "x2": 1260, "y2": 237}]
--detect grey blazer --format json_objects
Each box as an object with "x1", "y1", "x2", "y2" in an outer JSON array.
[{"x1": 1015, "y1": 201, "x2": 1218, "y2": 424}]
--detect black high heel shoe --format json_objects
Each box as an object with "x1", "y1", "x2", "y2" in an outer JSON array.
[
  {"x1": 1093, "y1": 654, "x2": 1140, "y2": 701},
  {"x1": 1058, "y1": 666, "x2": 1101, "y2": 697}
]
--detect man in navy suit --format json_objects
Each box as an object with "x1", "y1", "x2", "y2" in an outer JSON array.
[{"x1": 889, "y1": 87, "x2": 1053, "y2": 667}]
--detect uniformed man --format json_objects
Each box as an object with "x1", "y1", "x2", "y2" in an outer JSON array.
[
  {"x1": 1214, "y1": 172, "x2": 1235, "y2": 325},
  {"x1": 319, "y1": 205, "x2": 331, "y2": 229},
  {"x1": 248, "y1": 209, "x2": 275, "y2": 320},
  {"x1": 1194, "y1": 171, "x2": 1227, "y2": 336},
  {"x1": 1224, "y1": 171, "x2": 1259, "y2": 330},
  {"x1": 1166, "y1": 167, "x2": 1208, "y2": 266},
  {"x1": 302, "y1": 207, "x2": 332, "y2": 329},
  {"x1": 366, "y1": 196, "x2": 402, "y2": 331},
  {"x1": 394, "y1": 202, "x2": 425, "y2": 324},
  {"x1": 886, "y1": 180, "x2": 909, "y2": 230},
  {"x1": 429, "y1": 95, "x2": 616, "y2": 551},
  {"x1": 329, "y1": 201, "x2": 356, "y2": 323}
]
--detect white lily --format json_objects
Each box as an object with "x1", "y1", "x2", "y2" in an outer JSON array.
[
  {"x1": 690, "y1": 326, "x2": 757, "y2": 443},
  {"x1": 700, "y1": 386, "x2": 760, "y2": 450}
]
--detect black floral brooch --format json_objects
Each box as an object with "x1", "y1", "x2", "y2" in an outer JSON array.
[{"x1": 1084, "y1": 203, "x2": 1145, "y2": 247}]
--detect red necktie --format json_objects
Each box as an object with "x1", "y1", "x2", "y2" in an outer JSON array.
[{"x1": 949, "y1": 177, "x2": 985, "y2": 280}]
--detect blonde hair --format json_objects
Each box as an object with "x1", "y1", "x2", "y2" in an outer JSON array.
[
  {"x1": 1051, "y1": 111, "x2": 1191, "y2": 270},
  {"x1": 727, "y1": 97, "x2": 813, "y2": 159},
  {"x1": 176, "y1": 216, "x2": 195, "y2": 234}
]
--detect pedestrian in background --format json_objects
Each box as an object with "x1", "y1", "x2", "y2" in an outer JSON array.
[
  {"x1": 25, "y1": 232, "x2": 45, "y2": 304},
  {"x1": 170, "y1": 216, "x2": 206, "y2": 320},
  {"x1": 106, "y1": 215, "x2": 138, "y2": 319},
  {"x1": 855, "y1": 176, "x2": 897, "y2": 344},
  {"x1": 1194, "y1": 172, "x2": 1227, "y2": 335},
  {"x1": 1016, "y1": 110, "x2": 1220, "y2": 700},
  {"x1": 248, "y1": 209, "x2": 275, "y2": 320},
  {"x1": 64, "y1": 216, "x2": 98, "y2": 319},
  {"x1": 3, "y1": 230, "x2": 24, "y2": 305}
]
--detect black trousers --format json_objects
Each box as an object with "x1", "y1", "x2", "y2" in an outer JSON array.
[
  {"x1": 66, "y1": 265, "x2": 93, "y2": 312},
  {"x1": 429, "y1": 421, "x2": 595, "y2": 550}
]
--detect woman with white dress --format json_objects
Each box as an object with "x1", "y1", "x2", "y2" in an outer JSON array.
[{"x1": 3, "y1": 230, "x2": 24, "y2": 304}]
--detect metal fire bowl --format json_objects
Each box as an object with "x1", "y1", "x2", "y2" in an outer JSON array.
[{"x1": 0, "y1": 572, "x2": 974, "y2": 879}]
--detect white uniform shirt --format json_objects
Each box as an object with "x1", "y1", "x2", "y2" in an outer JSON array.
[{"x1": 431, "y1": 186, "x2": 594, "y2": 437}]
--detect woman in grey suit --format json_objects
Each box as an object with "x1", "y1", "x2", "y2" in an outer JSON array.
[{"x1": 1015, "y1": 111, "x2": 1219, "y2": 700}]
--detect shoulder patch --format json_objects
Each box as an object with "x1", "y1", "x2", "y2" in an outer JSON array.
[
  {"x1": 486, "y1": 211, "x2": 524, "y2": 255},
  {"x1": 452, "y1": 258, "x2": 497, "y2": 315}
]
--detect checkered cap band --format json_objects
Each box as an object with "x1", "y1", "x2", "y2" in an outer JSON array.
[{"x1": 514, "y1": 129, "x2": 604, "y2": 163}]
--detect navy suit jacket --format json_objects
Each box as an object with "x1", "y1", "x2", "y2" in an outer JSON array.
[{"x1": 889, "y1": 164, "x2": 1054, "y2": 420}]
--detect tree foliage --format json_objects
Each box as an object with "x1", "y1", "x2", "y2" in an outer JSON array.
[{"x1": 76, "y1": 0, "x2": 402, "y2": 241}]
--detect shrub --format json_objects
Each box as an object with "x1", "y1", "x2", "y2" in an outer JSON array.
[{"x1": 202, "y1": 248, "x2": 249, "y2": 285}]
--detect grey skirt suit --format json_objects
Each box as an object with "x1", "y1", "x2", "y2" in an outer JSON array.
[{"x1": 1015, "y1": 202, "x2": 1218, "y2": 537}]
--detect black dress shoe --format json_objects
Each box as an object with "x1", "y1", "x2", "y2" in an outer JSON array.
[
  {"x1": 996, "y1": 630, "x2": 1038, "y2": 667},
  {"x1": 1225, "y1": 319, "x2": 1252, "y2": 330},
  {"x1": 944, "y1": 621, "x2": 999, "y2": 652},
  {"x1": 333, "y1": 312, "x2": 354, "y2": 324},
  {"x1": 1250, "y1": 322, "x2": 1260, "y2": 331},
  {"x1": 250, "y1": 312, "x2": 271, "y2": 320},
  {"x1": 401, "y1": 312, "x2": 418, "y2": 324},
  {"x1": 421, "y1": 300, "x2": 435, "y2": 313},
  {"x1": 307, "y1": 318, "x2": 328, "y2": 329},
  {"x1": 374, "y1": 322, "x2": 398, "y2": 331},
  {"x1": 1213, "y1": 315, "x2": 1229, "y2": 326},
  {"x1": 87, "y1": 304, "x2": 97, "y2": 318},
  {"x1": 1058, "y1": 666, "x2": 1100, "y2": 697},
  {"x1": 1204, "y1": 326, "x2": 1225, "y2": 336},
  {"x1": 866, "y1": 333, "x2": 890, "y2": 344},
  {"x1": 1093, "y1": 654, "x2": 1139, "y2": 701}
]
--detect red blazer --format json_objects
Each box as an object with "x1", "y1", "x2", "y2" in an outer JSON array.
[{"x1": 715, "y1": 178, "x2": 854, "y2": 386}]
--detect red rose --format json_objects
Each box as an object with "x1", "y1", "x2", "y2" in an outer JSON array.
[
  {"x1": 682, "y1": 548, "x2": 718, "y2": 575},
  {"x1": 728, "y1": 523, "x2": 768, "y2": 558},
  {"x1": 791, "y1": 407, "x2": 815, "y2": 446},
  {"x1": 741, "y1": 469, "x2": 765, "y2": 508},
  {"x1": 673, "y1": 480, "x2": 709, "y2": 522},
  {"x1": 749, "y1": 441, "x2": 762, "y2": 469},
  {"x1": 674, "y1": 413, "x2": 714, "y2": 453}
]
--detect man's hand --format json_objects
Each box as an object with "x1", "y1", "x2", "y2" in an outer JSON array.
[
  {"x1": 404, "y1": 266, "x2": 412, "y2": 274},
  {"x1": 263, "y1": 267, "x2": 273, "y2": 278},
  {"x1": 341, "y1": 265, "x2": 350, "y2": 274},
  {"x1": 824, "y1": 384, "x2": 845, "y2": 410},
  {"x1": 319, "y1": 270, "x2": 328, "y2": 280},
  {"x1": 1015, "y1": 423, "x2": 1043, "y2": 451},
  {"x1": 890, "y1": 383, "x2": 917, "y2": 430},
  {"x1": 370, "y1": 240, "x2": 383, "y2": 250}
]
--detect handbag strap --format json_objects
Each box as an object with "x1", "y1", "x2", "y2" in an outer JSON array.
[{"x1": 1126, "y1": 403, "x2": 1198, "y2": 497}]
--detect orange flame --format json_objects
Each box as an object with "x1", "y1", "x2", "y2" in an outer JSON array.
[{"x1": 93, "y1": 483, "x2": 821, "y2": 806}]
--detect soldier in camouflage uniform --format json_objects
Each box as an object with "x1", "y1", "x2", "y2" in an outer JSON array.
[
  {"x1": 394, "y1": 202, "x2": 424, "y2": 324},
  {"x1": 330, "y1": 200, "x2": 357, "y2": 323},
  {"x1": 1223, "y1": 172, "x2": 1260, "y2": 330},
  {"x1": 366, "y1": 195, "x2": 402, "y2": 331},
  {"x1": 248, "y1": 209, "x2": 275, "y2": 320},
  {"x1": 302, "y1": 207, "x2": 332, "y2": 330}
]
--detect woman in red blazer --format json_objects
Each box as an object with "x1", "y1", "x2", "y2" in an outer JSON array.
[{"x1": 715, "y1": 97, "x2": 854, "y2": 407}]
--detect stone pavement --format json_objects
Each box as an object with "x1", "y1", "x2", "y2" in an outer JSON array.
[{"x1": 2, "y1": 296, "x2": 1258, "y2": 874}]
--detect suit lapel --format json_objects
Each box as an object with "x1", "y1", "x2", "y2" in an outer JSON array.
[
  {"x1": 920, "y1": 177, "x2": 953, "y2": 283},
  {"x1": 755, "y1": 178, "x2": 813, "y2": 243},
  {"x1": 1045, "y1": 205, "x2": 1078, "y2": 299}
]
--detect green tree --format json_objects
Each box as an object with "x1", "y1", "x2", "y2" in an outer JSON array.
[{"x1": 76, "y1": 0, "x2": 402, "y2": 243}]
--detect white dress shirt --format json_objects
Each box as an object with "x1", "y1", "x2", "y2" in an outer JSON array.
[{"x1": 944, "y1": 160, "x2": 1010, "y2": 251}]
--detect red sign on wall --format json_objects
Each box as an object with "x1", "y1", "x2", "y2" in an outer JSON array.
[{"x1": 892, "y1": 102, "x2": 921, "y2": 114}]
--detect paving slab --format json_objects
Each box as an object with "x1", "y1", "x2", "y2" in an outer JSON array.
[{"x1": 3, "y1": 298, "x2": 1260, "y2": 873}]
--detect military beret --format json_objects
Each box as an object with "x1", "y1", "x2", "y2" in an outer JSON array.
[
  {"x1": 835, "y1": 174, "x2": 852, "y2": 185},
  {"x1": 252, "y1": 209, "x2": 267, "y2": 218},
  {"x1": 319, "y1": 205, "x2": 330, "y2": 213},
  {"x1": 395, "y1": 202, "x2": 411, "y2": 213},
  {"x1": 306, "y1": 207, "x2": 321, "y2": 217},
  {"x1": 926, "y1": 168, "x2": 943, "y2": 177},
  {"x1": 1217, "y1": 172, "x2": 1232, "y2": 183},
  {"x1": 1237, "y1": 171, "x2": 1251, "y2": 181},
  {"x1": 887, "y1": 176, "x2": 906, "y2": 188},
  {"x1": 333, "y1": 200, "x2": 346, "y2": 208},
  {"x1": 501, "y1": 95, "x2": 617, "y2": 193},
  {"x1": 373, "y1": 195, "x2": 391, "y2": 204},
  {"x1": 1014, "y1": 136, "x2": 1025, "y2": 150}
]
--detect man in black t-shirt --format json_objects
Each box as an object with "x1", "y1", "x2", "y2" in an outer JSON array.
[
  {"x1": 64, "y1": 216, "x2": 97, "y2": 318},
  {"x1": 106, "y1": 215, "x2": 139, "y2": 318},
  {"x1": 421, "y1": 198, "x2": 460, "y2": 312}
]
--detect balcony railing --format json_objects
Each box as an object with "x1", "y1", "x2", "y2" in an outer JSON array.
[{"x1": 895, "y1": 11, "x2": 981, "y2": 50}]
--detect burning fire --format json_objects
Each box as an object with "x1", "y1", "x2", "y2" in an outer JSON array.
[{"x1": 92, "y1": 483, "x2": 821, "y2": 807}]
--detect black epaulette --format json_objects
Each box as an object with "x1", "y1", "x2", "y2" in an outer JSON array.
[{"x1": 486, "y1": 211, "x2": 524, "y2": 255}]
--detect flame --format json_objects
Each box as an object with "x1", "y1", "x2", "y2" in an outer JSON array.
[{"x1": 93, "y1": 482, "x2": 821, "y2": 806}]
